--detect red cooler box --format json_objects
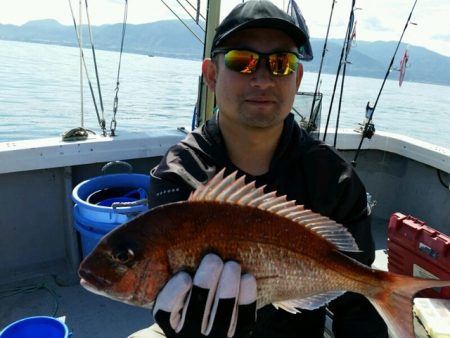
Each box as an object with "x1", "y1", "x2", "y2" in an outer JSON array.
[{"x1": 387, "y1": 212, "x2": 450, "y2": 299}]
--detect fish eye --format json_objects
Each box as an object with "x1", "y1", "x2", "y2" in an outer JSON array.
[{"x1": 112, "y1": 248, "x2": 135, "y2": 264}]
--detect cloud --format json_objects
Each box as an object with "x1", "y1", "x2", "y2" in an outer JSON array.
[
  {"x1": 431, "y1": 33, "x2": 450, "y2": 41},
  {"x1": 362, "y1": 16, "x2": 390, "y2": 32}
]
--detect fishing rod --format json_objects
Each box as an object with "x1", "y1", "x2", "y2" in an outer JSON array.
[
  {"x1": 351, "y1": 0, "x2": 418, "y2": 167},
  {"x1": 79, "y1": 0, "x2": 83, "y2": 129},
  {"x1": 110, "y1": 0, "x2": 128, "y2": 136},
  {"x1": 160, "y1": 0, "x2": 204, "y2": 44},
  {"x1": 333, "y1": 5, "x2": 358, "y2": 147},
  {"x1": 176, "y1": 0, "x2": 206, "y2": 24},
  {"x1": 306, "y1": 0, "x2": 336, "y2": 135},
  {"x1": 84, "y1": 0, "x2": 106, "y2": 136},
  {"x1": 322, "y1": 0, "x2": 356, "y2": 142},
  {"x1": 67, "y1": 0, "x2": 103, "y2": 135}
]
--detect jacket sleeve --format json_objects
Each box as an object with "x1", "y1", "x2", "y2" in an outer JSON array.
[
  {"x1": 148, "y1": 143, "x2": 216, "y2": 209},
  {"x1": 148, "y1": 166, "x2": 192, "y2": 208}
]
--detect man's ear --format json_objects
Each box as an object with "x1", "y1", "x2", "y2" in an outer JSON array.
[
  {"x1": 296, "y1": 63, "x2": 304, "y2": 90},
  {"x1": 202, "y1": 58, "x2": 217, "y2": 91}
]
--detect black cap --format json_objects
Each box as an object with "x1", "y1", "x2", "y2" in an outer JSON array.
[{"x1": 211, "y1": 0, "x2": 313, "y2": 61}]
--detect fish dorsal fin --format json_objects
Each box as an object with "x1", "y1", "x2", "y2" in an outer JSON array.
[{"x1": 189, "y1": 169, "x2": 359, "y2": 252}]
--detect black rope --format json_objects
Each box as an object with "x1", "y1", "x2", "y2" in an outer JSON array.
[
  {"x1": 307, "y1": 0, "x2": 336, "y2": 135},
  {"x1": 352, "y1": 0, "x2": 418, "y2": 167},
  {"x1": 0, "y1": 282, "x2": 60, "y2": 317},
  {"x1": 110, "y1": 0, "x2": 128, "y2": 136},
  {"x1": 62, "y1": 127, "x2": 95, "y2": 141}
]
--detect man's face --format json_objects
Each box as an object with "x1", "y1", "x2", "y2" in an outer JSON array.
[{"x1": 204, "y1": 28, "x2": 303, "y2": 130}]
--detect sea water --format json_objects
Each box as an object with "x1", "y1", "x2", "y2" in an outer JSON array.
[{"x1": 1, "y1": 39, "x2": 449, "y2": 149}]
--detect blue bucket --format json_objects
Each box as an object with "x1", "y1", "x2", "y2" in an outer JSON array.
[
  {"x1": 72, "y1": 174, "x2": 149, "y2": 224},
  {"x1": 73, "y1": 205, "x2": 118, "y2": 258},
  {"x1": 72, "y1": 173, "x2": 150, "y2": 257},
  {"x1": 0, "y1": 316, "x2": 71, "y2": 338}
]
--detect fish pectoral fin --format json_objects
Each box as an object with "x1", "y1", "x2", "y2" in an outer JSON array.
[{"x1": 272, "y1": 291, "x2": 345, "y2": 313}]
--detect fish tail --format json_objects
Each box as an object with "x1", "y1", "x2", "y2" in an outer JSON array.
[{"x1": 368, "y1": 273, "x2": 450, "y2": 338}]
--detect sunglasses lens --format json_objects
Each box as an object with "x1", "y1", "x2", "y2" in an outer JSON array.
[
  {"x1": 222, "y1": 50, "x2": 299, "y2": 76},
  {"x1": 269, "y1": 53, "x2": 299, "y2": 75},
  {"x1": 224, "y1": 50, "x2": 259, "y2": 74}
]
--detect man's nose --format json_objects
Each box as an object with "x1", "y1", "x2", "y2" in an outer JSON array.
[{"x1": 250, "y1": 58, "x2": 274, "y2": 87}]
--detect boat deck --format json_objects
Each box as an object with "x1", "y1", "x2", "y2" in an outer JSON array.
[
  {"x1": 0, "y1": 275, "x2": 152, "y2": 337},
  {"x1": 0, "y1": 217, "x2": 431, "y2": 338}
]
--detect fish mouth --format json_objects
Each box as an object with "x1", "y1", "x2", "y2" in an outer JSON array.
[
  {"x1": 78, "y1": 267, "x2": 139, "y2": 305},
  {"x1": 79, "y1": 268, "x2": 113, "y2": 289},
  {"x1": 80, "y1": 278, "x2": 103, "y2": 294},
  {"x1": 80, "y1": 278, "x2": 153, "y2": 309},
  {"x1": 80, "y1": 278, "x2": 136, "y2": 304},
  {"x1": 79, "y1": 278, "x2": 117, "y2": 301}
]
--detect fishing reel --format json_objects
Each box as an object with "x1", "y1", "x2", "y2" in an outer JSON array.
[
  {"x1": 355, "y1": 120, "x2": 376, "y2": 139},
  {"x1": 354, "y1": 102, "x2": 375, "y2": 139}
]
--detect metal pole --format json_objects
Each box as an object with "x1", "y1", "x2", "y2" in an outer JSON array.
[{"x1": 197, "y1": 0, "x2": 221, "y2": 126}]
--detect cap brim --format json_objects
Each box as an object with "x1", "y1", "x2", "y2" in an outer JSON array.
[{"x1": 213, "y1": 18, "x2": 313, "y2": 61}]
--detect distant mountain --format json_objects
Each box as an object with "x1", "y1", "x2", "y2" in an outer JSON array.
[
  {"x1": 0, "y1": 19, "x2": 205, "y2": 59},
  {"x1": 348, "y1": 40, "x2": 450, "y2": 85},
  {"x1": 1, "y1": 19, "x2": 449, "y2": 86},
  {"x1": 306, "y1": 39, "x2": 450, "y2": 86}
]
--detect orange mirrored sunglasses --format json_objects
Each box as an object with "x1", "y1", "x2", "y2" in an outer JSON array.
[{"x1": 211, "y1": 48, "x2": 301, "y2": 76}]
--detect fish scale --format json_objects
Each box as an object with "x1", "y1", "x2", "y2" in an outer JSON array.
[{"x1": 131, "y1": 201, "x2": 380, "y2": 305}]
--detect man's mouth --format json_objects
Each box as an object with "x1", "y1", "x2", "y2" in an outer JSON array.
[{"x1": 245, "y1": 97, "x2": 276, "y2": 105}]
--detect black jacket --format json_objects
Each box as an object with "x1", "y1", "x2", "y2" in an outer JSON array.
[{"x1": 148, "y1": 113, "x2": 388, "y2": 338}]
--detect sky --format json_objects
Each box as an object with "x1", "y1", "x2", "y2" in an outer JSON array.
[{"x1": 1, "y1": 0, "x2": 449, "y2": 57}]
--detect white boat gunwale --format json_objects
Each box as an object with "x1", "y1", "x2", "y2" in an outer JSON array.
[{"x1": 1, "y1": 129, "x2": 448, "y2": 175}]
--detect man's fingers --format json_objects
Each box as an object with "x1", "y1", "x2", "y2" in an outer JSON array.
[
  {"x1": 207, "y1": 260, "x2": 241, "y2": 337},
  {"x1": 238, "y1": 273, "x2": 257, "y2": 306},
  {"x1": 235, "y1": 274, "x2": 257, "y2": 337},
  {"x1": 153, "y1": 271, "x2": 192, "y2": 334},
  {"x1": 180, "y1": 253, "x2": 224, "y2": 336},
  {"x1": 153, "y1": 254, "x2": 257, "y2": 338},
  {"x1": 192, "y1": 253, "x2": 224, "y2": 289}
]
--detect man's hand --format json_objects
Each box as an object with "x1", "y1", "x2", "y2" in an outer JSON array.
[{"x1": 153, "y1": 253, "x2": 257, "y2": 337}]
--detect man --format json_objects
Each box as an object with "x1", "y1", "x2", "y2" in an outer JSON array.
[{"x1": 130, "y1": 1, "x2": 388, "y2": 337}]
